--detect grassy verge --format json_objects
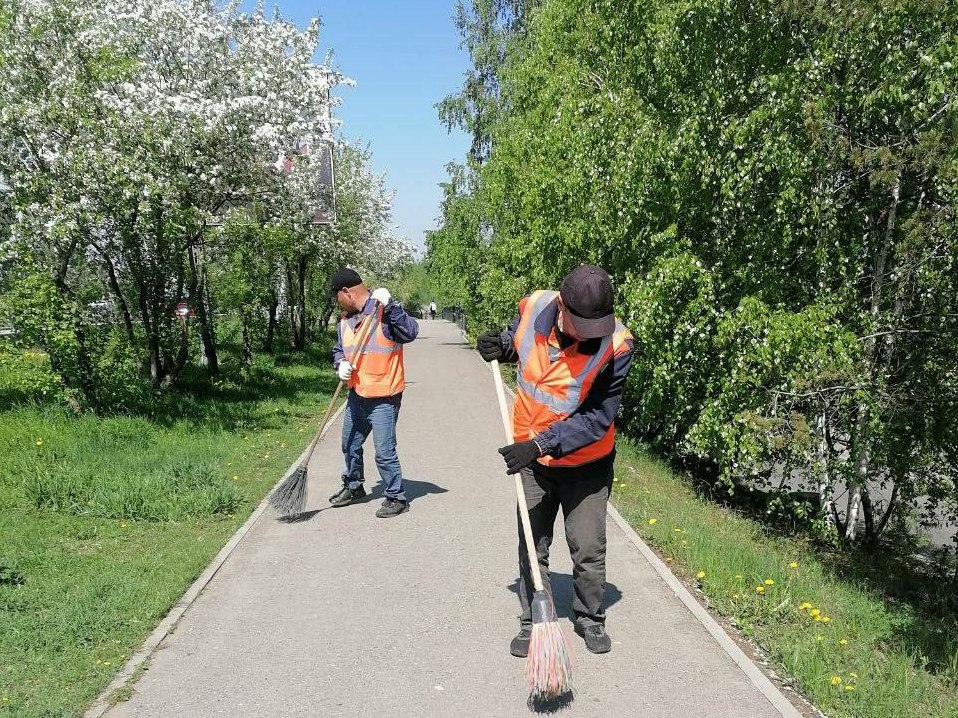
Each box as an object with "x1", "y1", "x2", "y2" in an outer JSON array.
[
  {"x1": 611, "y1": 440, "x2": 958, "y2": 718},
  {"x1": 0, "y1": 344, "x2": 338, "y2": 718}
]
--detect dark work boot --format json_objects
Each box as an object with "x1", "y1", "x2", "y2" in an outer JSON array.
[
  {"x1": 329, "y1": 485, "x2": 366, "y2": 507},
  {"x1": 510, "y1": 627, "x2": 532, "y2": 657},
  {"x1": 375, "y1": 498, "x2": 409, "y2": 518},
  {"x1": 575, "y1": 623, "x2": 612, "y2": 654}
]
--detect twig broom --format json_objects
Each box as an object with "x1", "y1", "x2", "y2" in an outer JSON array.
[
  {"x1": 269, "y1": 304, "x2": 381, "y2": 518},
  {"x1": 491, "y1": 359, "x2": 574, "y2": 702}
]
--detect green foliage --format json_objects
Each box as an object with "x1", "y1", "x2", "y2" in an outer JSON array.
[{"x1": 432, "y1": 0, "x2": 958, "y2": 545}]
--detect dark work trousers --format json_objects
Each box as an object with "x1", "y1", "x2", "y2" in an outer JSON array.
[{"x1": 516, "y1": 454, "x2": 614, "y2": 629}]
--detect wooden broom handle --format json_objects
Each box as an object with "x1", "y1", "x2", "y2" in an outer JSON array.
[
  {"x1": 303, "y1": 301, "x2": 381, "y2": 461},
  {"x1": 491, "y1": 359, "x2": 545, "y2": 592}
]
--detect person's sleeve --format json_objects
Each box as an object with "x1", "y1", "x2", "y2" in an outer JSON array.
[
  {"x1": 332, "y1": 321, "x2": 345, "y2": 368},
  {"x1": 532, "y1": 341, "x2": 634, "y2": 458},
  {"x1": 379, "y1": 301, "x2": 420, "y2": 344}
]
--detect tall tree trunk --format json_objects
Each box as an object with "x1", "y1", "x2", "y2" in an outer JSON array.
[
  {"x1": 241, "y1": 310, "x2": 253, "y2": 367},
  {"x1": 846, "y1": 175, "x2": 901, "y2": 541},
  {"x1": 189, "y1": 240, "x2": 219, "y2": 374},
  {"x1": 265, "y1": 297, "x2": 278, "y2": 353},
  {"x1": 101, "y1": 250, "x2": 136, "y2": 344}
]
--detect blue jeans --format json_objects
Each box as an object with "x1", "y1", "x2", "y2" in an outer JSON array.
[{"x1": 341, "y1": 390, "x2": 406, "y2": 502}]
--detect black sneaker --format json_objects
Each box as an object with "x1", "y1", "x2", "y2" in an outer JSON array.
[
  {"x1": 575, "y1": 623, "x2": 612, "y2": 654},
  {"x1": 375, "y1": 498, "x2": 409, "y2": 518},
  {"x1": 329, "y1": 485, "x2": 366, "y2": 507},
  {"x1": 510, "y1": 627, "x2": 531, "y2": 657}
]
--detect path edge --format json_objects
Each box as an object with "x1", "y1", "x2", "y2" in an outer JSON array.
[{"x1": 83, "y1": 399, "x2": 348, "y2": 718}]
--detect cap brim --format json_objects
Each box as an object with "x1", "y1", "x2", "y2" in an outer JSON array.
[{"x1": 568, "y1": 311, "x2": 615, "y2": 339}]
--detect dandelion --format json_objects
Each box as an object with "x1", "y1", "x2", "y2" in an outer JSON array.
[
  {"x1": 845, "y1": 685, "x2": 855, "y2": 691},
  {"x1": 849, "y1": 672, "x2": 858, "y2": 678},
  {"x1": 648, "y1": 518, "x2": 657, "y2": 525},
  {"x1": 232, "y1": 475, "x2": 238, "y2": 481},
  {"x1": 810, "y1": 609, "x2": 821, "y2": 618},
  {"x1": 799, "y1": 602, "x2": 812, "y2": 611},
  {"x1": 120, "y1": 522, "x2": 127, "y2": 528},
  {"x1": 674, "y1": 528, "x2": 683, "y2": 532},
  {"x1": 227, "y1": 462, "x2": 232, "y2": 466},
  {"x1": 822, "y1": 616, "x2": 831, "y2": 624},
  {"x1": 816, "y1": 635, "x2": 823, "y2": 642},
  {"x1": 764, "y1": 579, "x2": 775, "y2": 586},
  {"x1": 735, "y1": 574, "x2": 743, "y2": 579},
  {"x1": 35, "y1": 438, "x2": 43, "y2": 446},
  {"x1": 696, "y1": 571, "x2": 706, "y2": 579},
  {"x1": 613, "y1": 477, "x2": 620, "y2": 483},
  {"x1": 756, "y1": 586, "x2": 765, "y2": 594},
  {"x1": 839, "y1": 639, "x2": 848, "y2": 645},
  {"x1": 830, "y1": 676, "x2": 842, "y2": 686},
  {"x1": 789, "y1": 562, "x2": 798, "y2": 569},
  {"x1": 814, "y1": 615, "x2": 822, "y2": 622}
]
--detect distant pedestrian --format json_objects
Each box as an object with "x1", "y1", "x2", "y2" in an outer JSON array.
[{"x1": 429, "y1": 301, "x2": 437, "y2": 320}]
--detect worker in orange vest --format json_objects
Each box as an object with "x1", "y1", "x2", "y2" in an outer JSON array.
[
  {"x1": 477, "y1": 264, "x2": 634, "y2": 656},
  {"x1": 329, "y1": 268, "x2": 419, "y2": 518}
]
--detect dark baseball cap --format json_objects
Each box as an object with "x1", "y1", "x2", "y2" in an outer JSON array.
[
  {"x1": 559, "y1": 264, "x2": 615, "y2": 339},
  {"x1": 329, "y1": 268, "x2": 363, "y2": 296}
]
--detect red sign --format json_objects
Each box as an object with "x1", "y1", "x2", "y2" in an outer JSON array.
[{"x1": 175, "y1": 302, "x2": 189, "y2": 318}]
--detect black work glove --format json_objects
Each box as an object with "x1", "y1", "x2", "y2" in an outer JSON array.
[
  {"x1": 477, "y1": 329, "x2": 504, "y2": 362},
  {"x1": 498, "y1": 440, "x2": 542, "y2": 475}
]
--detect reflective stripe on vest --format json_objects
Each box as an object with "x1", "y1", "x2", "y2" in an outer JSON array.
[
  {"x1": 513, "y1": 290, "x2": 630, "y2": 467},
  {"x1": 340, "y1": 304, "x2": 405, "y2": 398}
]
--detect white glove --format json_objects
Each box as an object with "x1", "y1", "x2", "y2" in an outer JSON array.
[
  {"x1": 371, "y1": 287, "x2": 391, "y2": 305},
  {"x1": 337, "y1": 360, "x2": 353, "y2": 382}
]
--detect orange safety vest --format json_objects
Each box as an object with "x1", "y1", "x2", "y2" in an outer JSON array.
[
  {"x1": 512, "y1": 290, "x2": 632, "y2": 467},
  {"x1": 340, "y1": 304, "x2": 405, "y2": 398}
]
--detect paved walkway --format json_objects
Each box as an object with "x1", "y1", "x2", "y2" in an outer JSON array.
[{"x1": 105, "y1": 320, "x2": 791, "y2": 717}]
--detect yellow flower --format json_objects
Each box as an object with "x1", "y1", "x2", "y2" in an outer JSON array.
[
  {"x1": 35, "y1": 438, "x2": 43, "y2": 446},
  {"x1": 227, "y1": 462, "x2": 232, "y2": 467},
  {"x1": 849, "y1": 672, "x2": 858, "y2": 678},
  {"x1": 839, "y1": 639, "x2": 848, "y2": 645},
  {"x1": 821, "y1": 616, "x2": 831, "y2": 624},
  {"x1": 232, "y1": 475, "x2": 238, "y2": 481},
  {"x1": 814, "y1": 615, "x2": 822, "y2": 622},
  {"x1": 830, "y1": 676, "x2": 842, "y2": 686},
  {"x1": 799, "y1": 602, "x2": 812, "y2": 611},
  {"x1": 845, "y1": 685, "x2": 855, "y2": 691},
  {"x1": 674, "y1": 528, "x2": 683, "y2": 532},
  {"x1": 764, "y1": 579, "x2": 775, "y2": 586},
  {"x1": 810, "y1": 608, "x2": 821, "y2": 618},
  {"x1": 816, "y1": 635, "x2": 823, "y2": 642},
  {"x1": 120, "y1": 522, "x2": 127, "y2": 528},
  {"x1": 648, "y1": 518, "x2": 657, "y2": 525},
  {"x1": 789, "y1": 562, "x2": 798, "y2": 569},
  {"x1": 756, "y1": 586, "x2": 765, "y2": 594},
  {"x1": 735, "y1": 574, "x2": 743, "y2": 579},
  {"x1": 696, "y1": 571, "x2": 706, "y2": 579}
]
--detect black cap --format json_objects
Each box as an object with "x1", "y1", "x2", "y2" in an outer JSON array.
[
  {"x1": 329, "y1": 268, "x2": 363, "y2": 297},
  {"x1": 559, "y1": 264, "x2": 615, "y2": 339}
]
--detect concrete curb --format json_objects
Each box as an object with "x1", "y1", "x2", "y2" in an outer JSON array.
[
  {"x1": 462, "y1": 325, "x2": 801, "y2": 718},
  {"x1": 83, "y1": 399, "x2": 348, "y2": 718}
]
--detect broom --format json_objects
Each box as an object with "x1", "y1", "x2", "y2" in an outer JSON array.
[
  {"x1": 491, "y1": 359, "x2": 574, "y2": 702},
  {"x1": 269, "y1": 303, "x2": 381, "y2": 518}
]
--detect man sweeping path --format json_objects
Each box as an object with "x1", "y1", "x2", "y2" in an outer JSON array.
[
  {"x1": 329, "y1": 268, "x2": 419, "y2": 518},
  {"x1": 477, "y1": 264, "x2": 634, "y2": 657}
]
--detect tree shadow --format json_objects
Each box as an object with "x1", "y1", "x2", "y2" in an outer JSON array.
[{"x1": 506, "y1": 573, "x2": 623, "y2": 623}]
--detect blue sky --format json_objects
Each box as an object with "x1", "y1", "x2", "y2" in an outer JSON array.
[{"x1": 244, "y1": 1, "x2": 472, "y2": 252}]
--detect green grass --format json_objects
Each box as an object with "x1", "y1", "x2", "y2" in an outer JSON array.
[
  {"x1": 611, "y1": 440, "x2": 958, "y2": 718},
  {"x1": 0, "y1": 343, "x2": 339, "y2": 717}
]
